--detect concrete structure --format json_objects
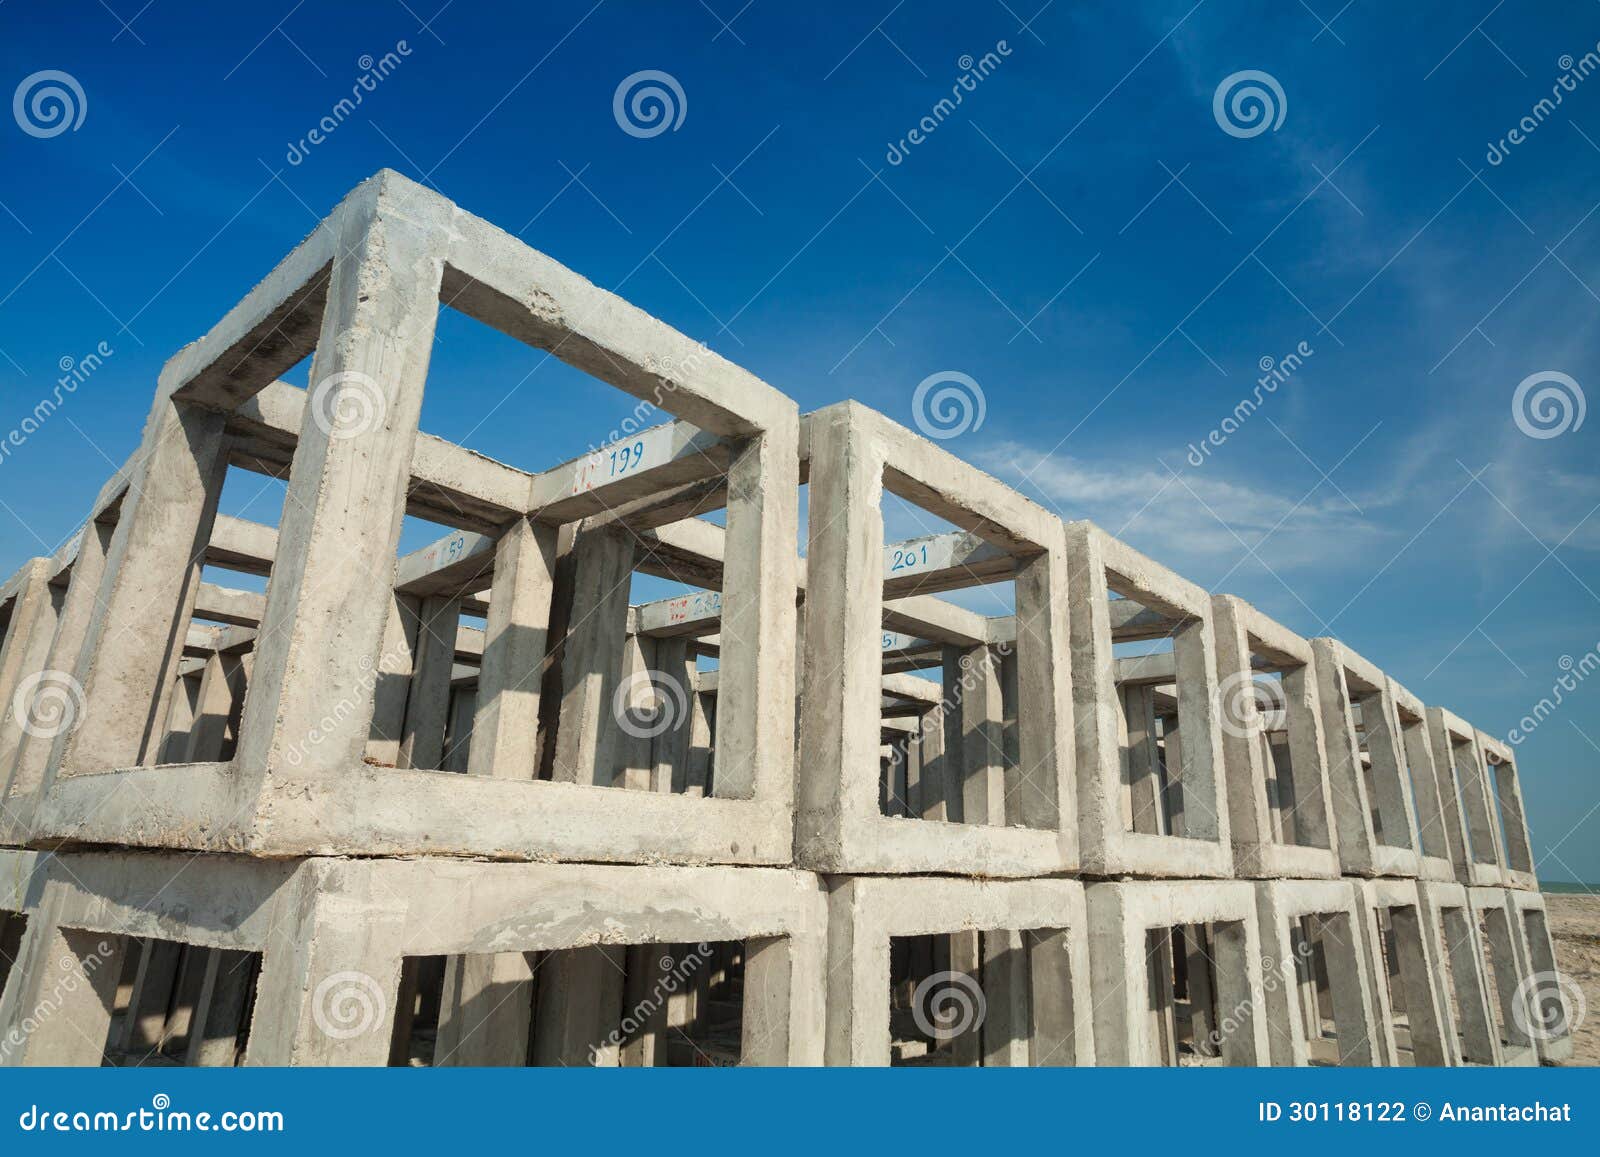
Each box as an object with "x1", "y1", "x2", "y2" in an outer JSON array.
[{"x1": 0, "y1": 171, "x2": 1573, "y2": 1067}]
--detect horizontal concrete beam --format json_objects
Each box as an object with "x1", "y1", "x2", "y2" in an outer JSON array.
[
  {"x1": 528, "y1": 421, "x2": 733, "y2": 523},
  {"x1": 193, "y1": 583, "x2": 267, "y2": 627}
]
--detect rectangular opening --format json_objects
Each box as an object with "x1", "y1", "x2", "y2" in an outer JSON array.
[
  {"x1": 390, "y1": 939, "x2": 748, "y2": 1066},
  {"x1": 1243, "y1": 650, "x2": 1327, "y2": 851},
  {"x1": 1115, "y1": 637, "x2": 1186, "y2": 837},
  {"x1": 1372, "y1": 908, "x2": 1414, "y2": 1066},
  {"x1": 1144, "y1": 922, "x2": 1232, "y2": 1066},
  {"x1": 103, "y1": 937, "x2": 261, "y2": 1067},
  {"x1": 1478, "y1": 908, "x2": 1529, "y2": 1052},
  {"x1": 888, "y1": 927, "x2": 1077, "y2": 1066},
  {"x1": 1487, "y1": 754, "x2": 1534, "y2": 875},
  {"x1": 1394, "y1": 700, "x2": 1446, "y2": 862}
]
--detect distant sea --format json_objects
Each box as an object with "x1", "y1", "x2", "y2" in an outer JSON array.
[{"x1": 1543, "y1": 881, "x2": 1600, "y2": 895}]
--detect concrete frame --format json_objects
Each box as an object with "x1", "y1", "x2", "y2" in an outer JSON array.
[
  {"x1": 25, "y1": 170, "x2": 801, "y2": 868},
  {"x1": 1464, "y1": 886, "x2": 1538, "y2": 1066},
  {"x1": 0, "y1": 850, "x2": 825, "y2": 1066},
  {"x1": 823, "y1": 875, "x2": 1093, "y2": 1066},
  {"x1": 1255, "y1": 878, "x2": 1382, "y2": 1066},
  {"x1": 1388, "y1": 679, "x2": 1458, "y2": 883},
  {"x1": 1086, "y1": 880, "x2": 1268, "y2": 1065},
  {"x1": 1349, "y1": 878, "x2": 1453, "y2": 1066},
  {"x1": 1476, "y1": 732, "x2": 1538, "y2": 892},
  {"x1": 1311, "y1": 639, "x2": 1422, "y2": 878},
  {"x1": 1212, "y1": 597, "x2": 1339, "y2": 879},
  {"x1": 1427, "y1": 708, "x2": 1503, "y2": 888},
  {"x1": 797, "y1": 402, "x2": 1077, "y2": 877},
  {"x1": 1067, "y1": 523, "x2": 1233, "y2": 878},
  {"x1": 1416, "y1": 880, "x2": 1501, "y2": 1066},
  {"x1": 1505, "y1": 888, "x2": 1575, "y2": 1063}
]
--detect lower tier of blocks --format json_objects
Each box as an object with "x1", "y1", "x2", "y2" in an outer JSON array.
[{"x1": 0, "y1": 848, "x2": 1576, "y2": 1067}]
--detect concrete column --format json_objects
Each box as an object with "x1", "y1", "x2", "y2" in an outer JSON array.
[
  {"x1": 531, "y1": 946, "x2": 625, "y2": 1065},
  {"x1": 52, "y1": 401, "x2": 228, "y2": 777},
  {"x1": 914, "y1": 706, "x2": 948, "y2": 821},
  {"x1": 981, "y1": 929, "x2": 1030, "y2": 1066},
  {"x1": 366, "y1": 593, "x2": 421, "y2": 766},
  {"x1": 939, "y1": 647, "x2": 967, "y2": 821},
  {"x1": 158, "y1": 945, "x2": 209, "y2": 1055},
  {"x1": 248, "y1": 884, "x2": 406, "y2": 1065},
  {"x1": 713, "y1": 423, "x2": 797, "y2": 800},
  {"x1": 959, "y1": 646, "x2": 1005, "y2": 827},
  {"x1": 0, "y1": 907, "x2": 126, "y2": 1066},
  {"x1": 684, "y1": 689, "x2": 714, "y2": 796},
  {"x1": 651, "y1": 637, "x2": 693, "y2": 793},
  {"x1": 1439, "y1": 906, "x2": 1496, "y2": 1063},
  {"x1": 1011, "y1": 538, "x2": 1071, "y2": 831},
  {"x1": 1360, "y1": 693, "x2": 1417, "y2": 851},
  {"x1": 470, "y1": 517, "x2": 558, "y2": 780},
  {"x1": 156, "y1": 671, "x2": 201, "y2": 764},
  {"x1": 618, "y1": 944, "x2": 671, "y2": 1065},
  {"x1": 0, "y1": 561, "x2": 59, "y2": 776},
  {"x1": 441, "y1": 686, "x2": 476, "y2": 772},
  {"x1": 552, "y1": 527, "x2": 634, "y2": 786},
  {"x1": 1123, "y1": 684, "x2": 1165, "y2": 835},
  {"x1": 1280, "y1": 664, "x2": 1331, "y2": 849},
  {"x1": 1389, "y1": 904, "x2": 1450, "y2": 1066},
  {"x1": 3, "y1": 519, "x2": 113, "y2": 835},
  {"x1": 185, "y1": 948, "x2": 255, "y2": 1067},
  {"x1": 233, "y1": 199, "x2": 446, "y2": 778},
  {"x1": 616, "y1": 634, "x2": 657, "y2": 791},
  {"x1": 1026, "y1": 928, "x2": 1077, "y2": 1066},
  {"x1": 184, "y1": 651, "x2": 248, "y2": 762},
  {"x1": 434, "y1": 952, "x2": 538, "y2": 1066},
  {"x1": 798, "y1": 410, "x2": 885, "y2": 847},
  {"x1": 119, "y1": 937, "x2": 182, "y2": 1054},
  {"x1": 399, "y1": 595, "x2": 458, "y2": 770},
  {"x1": 947, "y1": 930, "x2": 983, "y2": 1066},
  {"x1": 1182, "y1": 925, "x2": 1219, "y2": 1057}
]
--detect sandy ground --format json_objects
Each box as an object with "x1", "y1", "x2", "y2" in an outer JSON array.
[{"x1": 1546, "y1": 893, "x2": 1600, "y2": 1065}]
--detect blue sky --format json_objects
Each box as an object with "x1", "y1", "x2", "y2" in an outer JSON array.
[{"x1": 1, "y1": 1, "x2": 1597, "y2": 880}]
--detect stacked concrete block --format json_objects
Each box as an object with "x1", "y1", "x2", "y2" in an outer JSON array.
[{"x1": 0, "y1": 170, "x2": 1576, "y2": 1067}]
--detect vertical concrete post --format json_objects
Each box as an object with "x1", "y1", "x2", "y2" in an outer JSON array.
[
  {"x1": 651, "y1": 637, "x2": 694, "y2": 793},
  {"x1": 0, "y1": 909, "x2": 125, "y2": 1067},
  {"x1": 434, "y1": 951, "x2": 538, "y2": 1066},
  {"x1": 119, "y1": 937, "x2": 181, "y2": 1054},
  {"x1": 185, "y1": 948, "x2": 257, "y2": 1067},
  {"x1": 798, "y1": 409, "x2": 884, "y2": 859},
  {"x1": 399, "y1": 595, "x2": 458, "y2": 770},
  {"x1": 959, "y1": 646, "x2": 1005, "y2": 826},
  {"x1": 156, "y1": 671, "x2": 201, "y2": 764},
  {"x1": 552, "y1": 527, "x2": 634, "y2": 786},
  {"x1": 470, "y1": 517, "x2": 558, "y2": 781},
  {"x1": 184, "y1": 651, "x2": 248, "y2": 762},
  {"x1": 531, "y1": 946, "x2": 625, "y2": 1065},
  {"x1": 0, "y1": 561, "x2": 61, "y2": 777},
  {"x1": 981, "y1": 929, "x2": 1031, "y2": 1066},
  {"x1": 1012, "y1": 535, "x2": 1071, "y2": 833},
  {"x1": 51, "y1": 400, "x2": 228, "y2": 777},
  {"x1": 234, "y1": 186, "x2": 446, "y2": 780},
  {"x1": 3, "y1": 520, "x2": 113, "y2": 834},
  {"x1": 366, "y1": 593, "x2": 421, "y2": 766},
  {"x1": 714, "y1": 420, "x2": 798, "y2": 801},
  {"x1": 249, "y1": 881, "x2": 405, "y2": 1065}
]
